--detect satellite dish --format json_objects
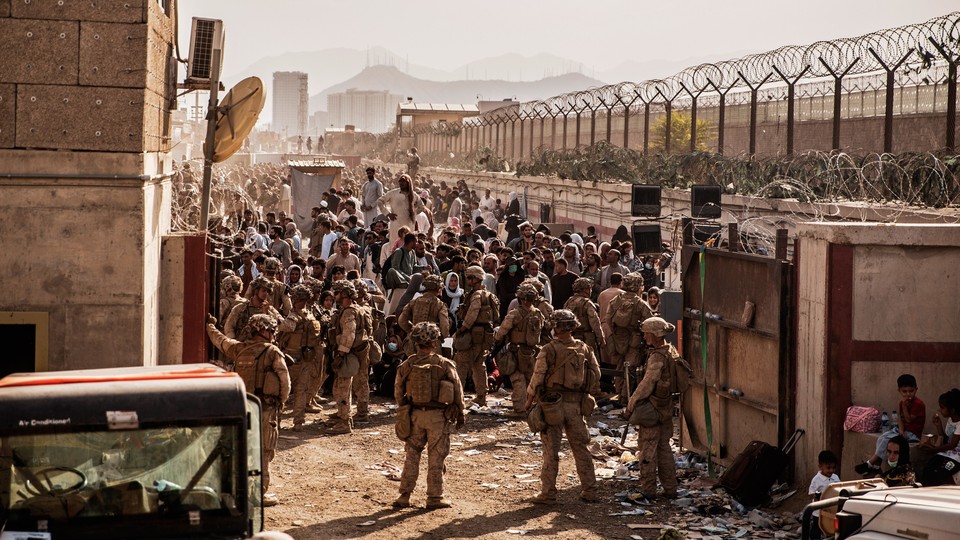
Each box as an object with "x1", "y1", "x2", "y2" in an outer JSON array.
[{"x1": 206, "y1": 76, "x2": 265, "y2": 163}]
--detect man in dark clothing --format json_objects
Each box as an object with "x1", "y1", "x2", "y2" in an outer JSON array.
[
  {"x1": 473, "y1": 216, "x2": 493, "y2": 240},
  {"x1": 549, "y1": 258, "x2": 578, "y2": 310}
]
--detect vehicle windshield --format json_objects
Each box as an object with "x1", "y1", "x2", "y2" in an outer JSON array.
[{"x1": 0, "y1": 425, "x2": 241, "y2": 523}]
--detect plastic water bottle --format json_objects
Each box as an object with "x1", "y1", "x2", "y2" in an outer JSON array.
[
  {"x1": 891, "y1": 410, "x2": 899, "y2": 428},
  {"x1": 881, "y1": 411, "x2": 890, "y2": 430}
]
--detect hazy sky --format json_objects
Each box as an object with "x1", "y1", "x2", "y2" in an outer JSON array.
[{"x1": 177, "y1": 0, "x2": 955, "y2": 77}]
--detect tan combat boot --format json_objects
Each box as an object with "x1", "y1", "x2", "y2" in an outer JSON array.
[
  {"x1": 326, "y1": 419, "x2": 352, "y2": 435},
  {"x1": 529, "y1": 492, "x2": 558, "y2": 505},
  {"x1": 391, "y1": 492, "x2": 411, "y2": 508},
  {"x1": 425, "y1": 497, "x2": 452, "y2": 509}
]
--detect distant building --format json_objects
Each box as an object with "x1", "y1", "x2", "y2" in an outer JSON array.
[
  {"x1": 327, "y1": 89, "x2": 403, "y2": 134},
  {"x1": 478, "y1": 99, "x2": 519, "y2": 115},
  {"x1": 273, "y1": 71, "x2": 308, "y2": 137},
  {"x1": 396, "y1": 99, "x2": 479, "y2": 151},
  {"x1": 309, "y1": 110, "x2": 329, "y2": 135}
]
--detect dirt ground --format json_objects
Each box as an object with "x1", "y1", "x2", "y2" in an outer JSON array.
[{"x1": 265, "y1": 392, "x2": 695, "y2": 540}]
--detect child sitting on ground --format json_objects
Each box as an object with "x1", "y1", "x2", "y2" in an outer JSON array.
[
  {"x1": 855, "y1": 373, "x2": 925, "y2": 476},
  {"x1": 808, "y1": 450, "x2": 840, "y2": 540}
]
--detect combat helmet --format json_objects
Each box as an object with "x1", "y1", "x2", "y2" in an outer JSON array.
[
  {"x1": 410, "y1": 322, "x2": 441, "y2": 346},
  {"x1": 262, "y1": 257, "x2": 281, "y2": 274},
  {"x1": 572, "y1": 277, "x2": 594, "y2": 293},
  {"x1": 622, "y1": 272, "x2": 645, "y2": 292},
  {"x1": 221, "y1": 275, "x2": 242, "y2": 294},
  {"x1": 249, "y1": 276, "x2": 274, "y2": 293},
  {"x1": 290, "y1": 284, "x2": 313, "y2": 303},
  {"x1": 247, "y1": 313, "x2": 278, "y2": 334},
  {"x1": 551, "y1": 309, "x2": 579, "y2": 331},
  {"x1": 422, "y1": 274, "x2": 443, "y2": 290},
  {"x1": 331, "y1": 280, "x2": 357, "y2": 299},
  {"x1": 640, "y1": 316, "x2": 676, "y2": 337},
  {"x1": 522, "y1": 278, "x2": 544, "y2": 295},
  {"x1": 516, "y1": 282, "x2": 539, "y2": 302},
  {"x1": 464, "y1": 266, "x2": 484, "y2": 280}
]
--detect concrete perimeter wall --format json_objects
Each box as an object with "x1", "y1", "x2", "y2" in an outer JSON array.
[{"x1": 795, "y1": 223, "x2": 960, "y2": 485}]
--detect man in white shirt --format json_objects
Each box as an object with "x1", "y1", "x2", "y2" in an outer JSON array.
[
  {"x1": 318, "y1": 220, "x2": 338, "y2": 260},
  {"x1": 360, "y1": 167, "x2": 385, "y2": 227}
]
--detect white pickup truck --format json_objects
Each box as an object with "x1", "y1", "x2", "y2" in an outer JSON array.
[{"x1": 802, "y1": 484, "x2": 960, "y2": 539}]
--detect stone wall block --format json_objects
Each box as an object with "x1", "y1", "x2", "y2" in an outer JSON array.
[
  {"x1": 0, "y1": 84, "x2": 14, "y2": 147},
  {"x1": 0, "y1": 18, "x2": 79, "y2": 84},
  {"x1": 11, "y1": 0, "x2": 145, "y2": 23},
  {"x1": 79, "y1": 21, "x2": 147, "y2": 88},
  {"x1": 16, "y1": 84, "x2": 145, "y2": 151}
]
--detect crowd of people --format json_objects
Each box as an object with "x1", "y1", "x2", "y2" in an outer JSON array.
[{"x1": 198, "y1": 158, "x2": 685, "y2": 509}]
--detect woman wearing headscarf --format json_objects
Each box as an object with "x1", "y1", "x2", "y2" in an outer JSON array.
[
  {"x1": 609, "y1": 224, "x2": 628, "y2": 242},
  {"x1": 284, "y1": 222, "x2": 302, "y2": 255},
  {"x1": 506, "y1": 191, "x2": 521, "y2": 217},
  {"x1": 441, "y1": 271, "x2": 464, "y2": 334},
  {"x1": 284, "y1": 264, "x2": 303, "y2": 295}
]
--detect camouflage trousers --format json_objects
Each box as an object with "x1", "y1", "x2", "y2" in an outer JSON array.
[
  {"x1": 399, "y1": 408, "x2": 452, "y2": 499},
  {"x1": 508, "y1": 371, "x2": 528, "y2": 413},
  {"x1": 289, "y1": 359, "x2": 321, "y2": 424},
  {"x1": 609, "y1": 330, "x2": 643, "y2": 397},
  {"x1": 539, "y1": 401, "x2": 597, "y2": 498},
  {"x1": 638, "y1": 412, "x2": 677, "y2": 497},
  {"x1": 454, "y1": 344, "x2": 488, "y2": 404},
  {"x1": 333, "y1": 375, "x2": 353, "y2": 422},
  {"x1": 351, "y1": 353, "x2": 370, "y2": 416},
  {"x1": 262, "y1": 404, "x2": 279, "y2": 491}
]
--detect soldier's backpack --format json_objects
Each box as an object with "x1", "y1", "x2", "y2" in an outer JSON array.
[
  {"x1": 407, "y1": 356, "x2": 455, "y2": 406},
  {"x1": 669, "y1": 349, "x2": 694, "y2": 395},
  {"x1": 610, "y1": 295, "x2": 641, "y2": 329}
]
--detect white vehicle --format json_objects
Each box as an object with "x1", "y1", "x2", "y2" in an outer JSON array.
[{"x1": 802, "y1": 484, "x2": 960, "y2": 539}]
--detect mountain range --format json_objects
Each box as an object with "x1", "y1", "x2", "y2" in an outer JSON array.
[{"x1": 222, "y1": 46, "x2": 754, "y2": 122}]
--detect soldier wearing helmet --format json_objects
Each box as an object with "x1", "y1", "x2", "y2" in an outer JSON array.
[
  {"x1": 223, "y1": 276, "x2": 283, "y2": 341},
  {"x1": 277, "y1": 285, "x2": 324, "y2": 431},
  {"x1": 494, "y1": 281, "x2": 545, "y2": 414},
  {"x1": 564, "y1": 277, "x2": 606, "y2": 358},
  {"x1": 398, "y1": 274, "x2": 451, "y2": 352},
  {"x1": 327, "y1": 279, "x2": 372, "y2": 434},
  {"x1": 218, "y1": 275, "x2": 244, "y2": 328},
  {"x1": 453, "y1": 265, "x2": 500, "y2": 406},
  {"x1": 246, "y1": 257, "x2": 292, "y2": 316},
  {"x1": 603, "y1": 272, "x2": 653, "y2": 398},
  {"x1": 625, "y1": 316, "x2": 680, "y2": 499},
  {"x1": 348, "y1": 278, "x2": 378, "y2": 423},
  {"x1": 522, "y1": 278, "x2": 555, "y2": 345},
  {"x1": 392, "y1": 322, "x2": 464, "y2": 509},
  {"x1": 524, "y1": 308, "x2": 602, "y2": 505},
  {"x1": 206, "y1": 311, "x2": 290, "y2": 507}
]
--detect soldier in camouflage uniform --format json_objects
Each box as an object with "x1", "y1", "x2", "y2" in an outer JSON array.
[
  {"x1": 495, "y1": 282, "x2": 545, "y2": 414},
  {"x1": 207, "y1": 313, "x2": 291, "y2": 506},
  {"x1": 392, "y1": 322, "x2": 465, "y2": 509},
  {"x1": 625, "y1": 317, "x2": 679, "y2": 499},
  {"x1": 224, "y1": 276, "x2": 283, "y2": 342},
  {"x1": 350, "y1": 278, "x2": 377, "y2": 421},
  {"x1": 525, "y1": 309, "x2": 602, "y2": 505},
  {"x1": 564, "y1": 277, "x2": 606, "y2": 358},
  {"x1": 328, "y1": 281, "x2": 372, "y2": 434},
  {"x1": 398, "y1": 274, "x2": 451, "y2": 351},
  {"x1": 522, "y1": 278, "x2": 554, "y2": 345},
  {"x1": 307, "y1": 283, "x2": 335, "y2": 410},
  {"x1": 218, "y1": 275, "x2": 244, "y2": 327},
  {"x1": 277, "y1": 285, "x2": 324, "y2": 431},
  {"x1": 603, "y1": 272, "x2": 653, "y2": 398},
  {"x1": 246, "y1": 257, "x2": 292, "y2": 316},
  {"x1": 452, "y1": 266, "x2": 500, "y2": 406}
]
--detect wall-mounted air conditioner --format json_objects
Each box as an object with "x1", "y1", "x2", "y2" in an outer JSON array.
[{"x1": 186, "y1": 17, "x2": 224, "y2": 84}]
